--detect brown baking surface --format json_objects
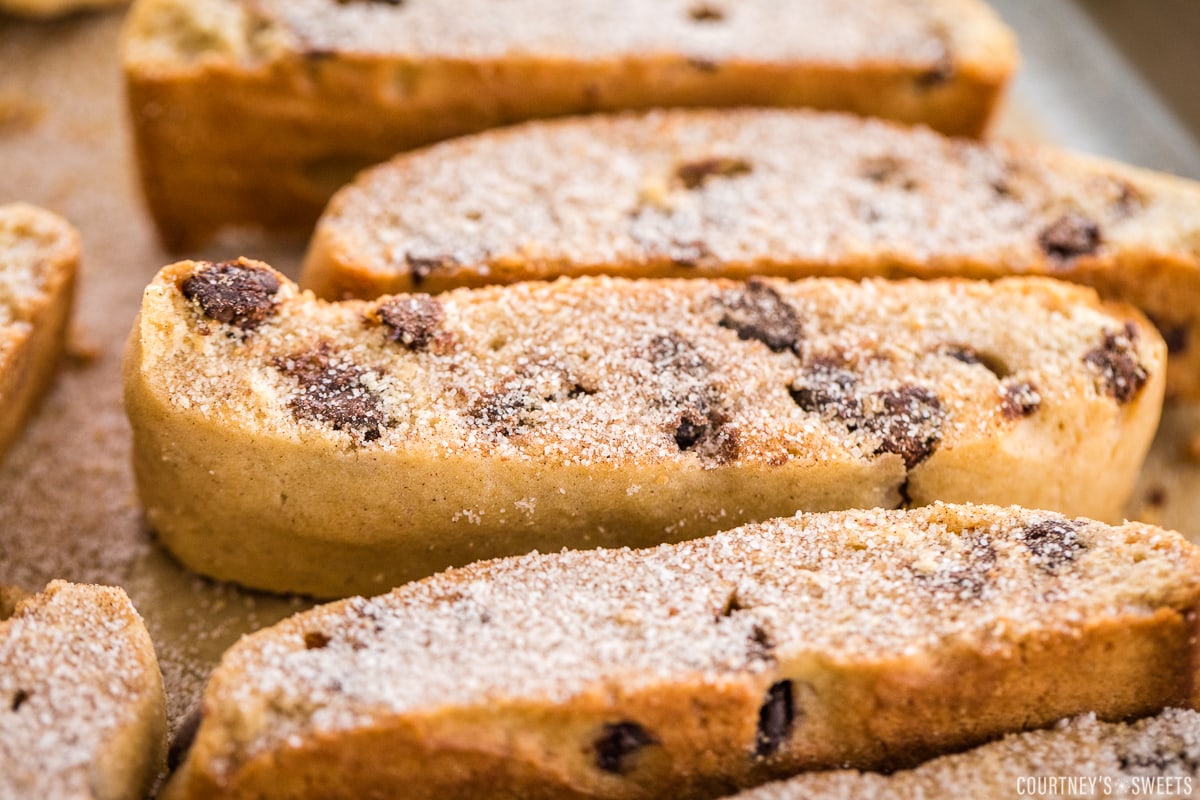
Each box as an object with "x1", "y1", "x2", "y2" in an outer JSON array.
[{"x1": 2, "y1": 5, "x2": 1199, "y2": 785}]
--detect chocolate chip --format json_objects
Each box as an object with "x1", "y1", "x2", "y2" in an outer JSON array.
[
  {"x1": 304, "y1": 631, "x2": 331, "y2": 650},
  {"x1": 687, "y1": 3, "x2": 725, "y2": 22},
  {"x1": 405, "y1": 253, "x2": 457, "y2": 287},
  {"x1": 673, "y1": 406, "x2": 709, "y2": 450},
  {"x1": 676, "y1": 156, "x2": 751, "y2": 190},
  {"x1": 719, "y1": 589, "x2": 744, "y2": 618},
  {"x1": 470, "y1": 387, "x2": 540, "y2": 437},
  {"x1": 168, "y1": 708, "x2": 202, "y2": 773},
  {"x1": 1039, "y1": 212, "x2": 1102, "y2": 262},
  {"x1": 594, "y1": 722, "x2": 658, "y2": 774},
  {"x1": 1021, "y1": 519, "x2": 1086, "y2": 571},
  {"x1": 915, "y1": 38, "x2": 954, "y2": 89},
  {"x1": 754, "y1": 680, "x2": 795, "y2": 758},
  {"x1": 1084, "y1": 328, "x2": 1149, "y2": 403},
  {"x1": 275, "y1": 345, "x2": 385, "y2": 442},
  {"x1": 943, "y1": 345, "x2": 1009, "y2": 378},
  {"x1": 687, "y1": 57, "x2": 720, "y2": 72},
  {"x1": 717, "y1": 278, "x2": 802, "y2": 354},
  {"x1": 859, "y1": 156, "x2": 919, "y2": 191},
  {"x1": 375, "y1": 294, "x2": 445, "y2": 350},
  {"x1": 913, "y1": 535, "x2": 996, "y2": 601},
  {"x1": 10, "y1": 689, "x2": 29, "y2": 712},
  {"x1": 1145, "y1": 486, "x2": 1168, "y2": 508},
  {"x1": 789, "y1": 358, "x2": 860, "y2": 421},
  {"x1": 866, "y1": 386, "x2": 943, "y2": 469},
  {"x1": 1000, "y1": 381, "x2": 1041, "y2": 419},
  {"x1": 181, "y1": 260, "x2": 280, "y2": 331},
  {"x1": 1118, "y1": 746, "x2": 1200, "y2": 774},
  {"x1": 747, "y1": 624, "x2": 774, "y2": 664},
  {"x1": 1147, "y1": 314, "x2": 1190, "y2": 355}
]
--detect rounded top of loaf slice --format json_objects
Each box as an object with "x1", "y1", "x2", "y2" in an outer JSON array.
[
  {"x1": 129, "y1": 260, "x2": 1165, "y2": 475},
  {"x1": 181, "y1": 503, "x2": 1200, "y2": 779},
  {"x1": 0, "y1": 202, "x2": 78, "y2": 330},
  {"x1": 0, "y1": 580, "x2": 167, "y2": 800},
  {"x1": 734, "y1": 708, "x2": 1200, "y2": 799},
  {"x1": 303, "y1": 108, "x2": 1200, "y2": 298},
  {"x1": 122, "y1": 0, "x2": 1014, "y2": 75}
]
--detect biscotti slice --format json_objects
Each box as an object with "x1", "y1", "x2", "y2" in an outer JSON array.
[
  {"x1": 121, "y1": 0, "x2": 1016, "y2": 248},
  {"x1": 0, "y1": 203, "x2": 78, "y2": 462},
  {"x1": 1, "y1": 580, "x2": 167, "y2": 800},
  {"x1": 731, "y1": 708, "x2": 1200, "y2": 800},
  {"x1": 125, "y1": 260, "x2": 1165, "y2": 597},
  {"x1": 0, "y1": 0, "x2": 125, "y2": 18},
  {"x1": 161, "y1": 504, "x2": 1200, "y2": 800},
  {"x1": 303, "y1": 108, "x2": 1200, "y2": 399}
]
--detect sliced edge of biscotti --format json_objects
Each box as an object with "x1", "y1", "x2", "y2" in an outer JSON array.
[
  {"x1": 0, "y1": 202, "x2": 78, "y2": 462},
  {"x1": 0, "y1": 580, "x2": 167, "y2": 800},
  {"x1": 161, "y1": 503, "x2": 1200, "y2": 799},
  {"x1": 126, "y1": 260, "x2": 1163, "y2": 596}
]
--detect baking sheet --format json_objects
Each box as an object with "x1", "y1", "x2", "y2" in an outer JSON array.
[{"x1": 2, "y1": 2, "x2": 1200, "y2": 788}]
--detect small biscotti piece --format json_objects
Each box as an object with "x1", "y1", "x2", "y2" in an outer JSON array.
[
  {"x1": 0, "y1": 203, "x2": 78, "y2": 462},
  {"x1": 305, "y1": 110, "x2": 1200, "y2": 399},
  {"x1": 121, "y1": 0, "x2": 1016, "y2": 248},
  {"x1": 1, "y1": 580, "x2": 167, "y2": 800},
  {"x1": 161, "y1": 504, "x2": 1200, "y2": 800},
  {"x1": 732, "y1": 708, "x2": 1200, "y2": 800},
  {"x1": 125, "y1": 260, "x2": 1165, "y2": 597},
  {"x1": 0, "y1": 0, "x2": 125, "y2": 18}
]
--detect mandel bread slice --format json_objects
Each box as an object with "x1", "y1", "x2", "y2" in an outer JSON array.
[
  {"x1": 125, "y1": 259, "x2": 1165, "y2": 597},
  {"x1": 729, "y1": 707, "x2": 1200, "y2": 800},
  {"x1": 303, "y1": 108, "x2": 1200, "y2": 399},
  {"x1": 0, "y1": 202, "x2": 78, "y2": 463},
  {"x1": 121, "y1": 0, "x2": 1016, "y2": 247},
  {"x1": 160, "y1": 504, "x2": 1200, "y2": 800},
  {"x1": 1, "y1": 580, "x2": 167, "y2": 800}
]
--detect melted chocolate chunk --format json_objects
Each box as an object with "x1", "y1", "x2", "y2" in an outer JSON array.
[
  {"x1": 866, "y1": 386, "x2": 943, "y2": 469},
  {"x1": 643, "y1": 335, "x2": 737, "y2": 460},
  {"x1": 405, "y1": 253, "x2": 457, "y2": 287},
  {"x1": 717, "y1": 279, "x2": 803, "y2": 354},
  {"x1": 676, "y1": 156, "x2": 752, "y2": 190},
  {"x1": 1000, "y1": 381, "x2": 1041, "y2": 419},
  {"x1": 594, "y1": 722, "x2": 658, "y2": 774},
  {"x1": 10, "y1": 689, "x2": 29, "y2": 712},
  {"x1": 275, "y1": 346, "x2": 385, "y2": 442},
  {"x1": 915, "y1": 38, "x2": 955, "y2": 89},
  {"x1": 167, "y1": 708, "x2": 202, "y2": 773},
  {"x1": 673, "y1": 406, "x2": 709, "y2": 450},
  {"x1": 789, "y1": 358, "x2": 860, "y2": 421},
  {"x1": 1022, "y1": 519, "x2": 1086, "y2": 571},
  {"x1": 180, "y1": 261, "x2": 280, "y2": 331},
  {"x1": 1039, "y1": 212, "x2": 1102, "y2": 262},
  {"x1": 687, "y1": 3, "x2": 725, "y2": 22},
  {"x1": 754, "y1": 680, "x2": 795, "y2": 758},
  {"x1": 376, "y1": 294, "x2": 445, "y2": 350},
  {"x1": 1084, "y1": 328, "x2": 1149, "y2": 403},
  {"x1": 304, "y1": 631, "x2": 332, "y2": 650}
]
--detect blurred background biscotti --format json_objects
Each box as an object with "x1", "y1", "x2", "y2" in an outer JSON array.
[{"x1": 120, "y1": 0, "x2": 1017, "y2": 248}]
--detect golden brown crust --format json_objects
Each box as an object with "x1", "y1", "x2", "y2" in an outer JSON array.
[
  {"x1": 125, "y1": 260, "x2": 1165, "y2": 596},
  {"x1": 120, "y1": 0, "x2": 1016, "y2": 248},
  {"x1": 0, "y1": 203, "x2": 78, "y2": 463},
  {"x1": 0, "y1": 581, "x2": 167, "y2": 800},
  {"x1": 161, "y1": 504, "x2": 1200, "y2": 800},
  {"x1": 302, "y1": 108, "x2": 1200, "y2": 399}
]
